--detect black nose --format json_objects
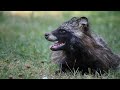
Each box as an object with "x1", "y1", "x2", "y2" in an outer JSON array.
[{"x1": 45, "y1": 33, "x2": 49, "y2": 39}]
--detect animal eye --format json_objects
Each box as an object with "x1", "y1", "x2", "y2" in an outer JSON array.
[{"x1": 59, "y1": 29, "x2": 66, "y2": 34}]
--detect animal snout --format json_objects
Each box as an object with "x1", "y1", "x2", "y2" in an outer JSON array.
[{"x1": 45, "y1": 33, "x2": 50, "y2": 39}]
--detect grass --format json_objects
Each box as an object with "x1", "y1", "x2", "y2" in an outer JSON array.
[{"x1": 0, "y1": 11, "x2": 120, "y2": 79}]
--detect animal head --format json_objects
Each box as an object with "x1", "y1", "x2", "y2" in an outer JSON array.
[{"x1": 45, "y1": 17, "x2": 91, "y2": 51}]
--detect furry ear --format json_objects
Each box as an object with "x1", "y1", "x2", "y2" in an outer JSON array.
[
  {"x1": 79, "y1": 17, "x2": 88, "y2": 26},
  {"x1": 78, "y1": 17, "x2": 89, "y2": 32},
  {"x1": 69, "y1": 17, "x2": 79, "y2": 27}
]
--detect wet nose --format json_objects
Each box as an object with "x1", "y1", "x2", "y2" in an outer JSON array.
[{"x1": 45, "y1": 33, "x2": 50, "y2": 39}]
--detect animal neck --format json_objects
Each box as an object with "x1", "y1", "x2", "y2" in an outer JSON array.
[{"x1": 65, "y1": 35, "x2": 98, "y2": 62}]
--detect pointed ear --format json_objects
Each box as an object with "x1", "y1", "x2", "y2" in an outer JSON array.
[
  {"x1": 78, "y1": 17, "x2": 89, "y2": 32},
  {"x1": 79, "y1": 17, "x2": 88, "y2": 26}
]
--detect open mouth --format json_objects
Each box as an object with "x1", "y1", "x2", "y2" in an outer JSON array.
[{"x1": 50, "y1": 41, "x2": 65, "y2": 51}]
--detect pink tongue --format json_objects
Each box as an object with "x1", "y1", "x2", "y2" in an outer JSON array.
[
  {"x1": 53, "y1": 43, "x2": 59, "y2": 48},
  {"x1": 51, "y1": 42, "x2": 64, "y2": 49},
  {"x1": 52, "y1": 45, "x2": 58, "y2": 49}
]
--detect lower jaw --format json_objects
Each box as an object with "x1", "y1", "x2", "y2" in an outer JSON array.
[
  {"x1": 50, "y1": 46, "x2": 65, "y2": 51},
  {"x1": 50, "y1": 48, "x2": 58, "y2": 51}
]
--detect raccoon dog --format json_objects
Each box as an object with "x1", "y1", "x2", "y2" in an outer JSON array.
[{"x1": 45, "y1": 17, "x2": 120, "y2": 74}]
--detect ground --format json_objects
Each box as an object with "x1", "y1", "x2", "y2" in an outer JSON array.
[{"x1": 0, "y1": 11, "x2": 120, "y2": 79}]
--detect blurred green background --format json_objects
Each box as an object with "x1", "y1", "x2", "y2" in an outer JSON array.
[{"x1": 0, "y1": 11, "x2": 120, "y2": 79}]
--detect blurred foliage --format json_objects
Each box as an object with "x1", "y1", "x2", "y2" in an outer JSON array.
[
  {"x1": 0, "y1": 11, "x2": 120, "y2": 79},
  {"x1": 0, "y1": 11, "x2": 4, "y2": 22}
]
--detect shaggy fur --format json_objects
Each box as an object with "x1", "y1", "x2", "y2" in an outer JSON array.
[{"x1": 45, "y1": 17, "x2": 120, "y2": 74}]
